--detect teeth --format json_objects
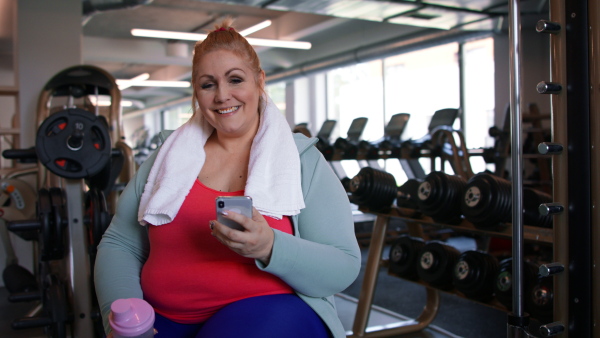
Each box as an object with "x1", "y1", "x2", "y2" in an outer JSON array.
[{"x1": 217, "y1": 106, "x2": 239, "y2": 114}]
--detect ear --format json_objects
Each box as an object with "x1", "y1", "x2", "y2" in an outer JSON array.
[{"x1": 257, "y1": 69, "x2": 266, "y2": 88}]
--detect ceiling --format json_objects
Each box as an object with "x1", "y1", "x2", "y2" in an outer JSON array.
[{"x1": 12, "y1": 0, "x2": 551, "y2": 113}]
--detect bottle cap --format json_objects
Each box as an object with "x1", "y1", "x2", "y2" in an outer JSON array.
[{"x1": 109, "y1": 298, "x2": 155, "y2": 336}]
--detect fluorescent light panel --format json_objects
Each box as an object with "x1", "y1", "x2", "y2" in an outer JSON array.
[
  {"x1": 116, "y1": 79, "x2": 190, "y2": 88},
  {"x1": 131, "y1": 28, "x2": 311, "y2": 50},
  {"x1": 118, "y1": 73, "x2": 150, "y2": 90},
  {"x1": 88, "y1": 96, "x2": 133, "y2": 107},
  {"x1": 239, "y1": 20, "x2": 272, "y2": 36}
]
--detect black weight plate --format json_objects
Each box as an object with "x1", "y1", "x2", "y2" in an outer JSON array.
[
  {"x1": 388, "y1": 235, "x2": 425, "y2": 280},
  {"x1": 85, "y1": 189, "x2": 109, "y2": 249},
  {"x1": 493, "y1": 258, "x2": 539, "y2": 311},
  {"x1": 452, "y1": 250, "x2": 499, "y2": 301},
  {"x1": 48, "y1": 188, "x2": 67, "y2": 261},
  {"x1": 36, "y1": 108, "x2": 111, "y2": 179},
  {"x1": 396, "y1": 179, "x2": 422, "y2": 210},
  {"x1": 461, "y1": 173, "x2": 511, "y2": 230},
  {"x1": 37, "y1": 189, "x2": 55, "y2": 261},
  {"x1": 416, "y1": 241, "x2": 461, "y2": 290},
  {"x1": 416, "y1": 172, "x2": 466, "y2": 224},
  {"x1": 349, "y1": 167, "x2": 397, "y2": 212}
]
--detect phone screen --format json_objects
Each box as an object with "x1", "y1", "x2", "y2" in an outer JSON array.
[{"x1": 215, "y1": 196, "x2": 253, "y2": 231}]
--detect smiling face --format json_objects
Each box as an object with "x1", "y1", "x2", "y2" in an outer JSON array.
[{"x1": 194, "y1": 50, "x2": 265, "y2": 138}]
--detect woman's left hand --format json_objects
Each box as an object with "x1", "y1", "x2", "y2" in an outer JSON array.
[{"x1": 210, "y1": 207, "x2": 274, "y2": 265}]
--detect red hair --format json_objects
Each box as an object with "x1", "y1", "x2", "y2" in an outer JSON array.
[{"x1": 191, "y1": 18, "x2": 265, "y2": 115}]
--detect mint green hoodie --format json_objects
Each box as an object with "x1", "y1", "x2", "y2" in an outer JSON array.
[{"x1": 94, "y1": 132, "x2": 361, "y2": 337}]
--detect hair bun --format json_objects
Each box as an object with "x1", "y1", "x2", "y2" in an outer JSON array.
[{"x1": 214, "y1": 27, "x2": 235, "y2": 32}]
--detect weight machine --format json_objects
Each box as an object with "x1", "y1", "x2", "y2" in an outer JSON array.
[{"x1": 2, "y1": 65, "x2": 135, "y2": 337}]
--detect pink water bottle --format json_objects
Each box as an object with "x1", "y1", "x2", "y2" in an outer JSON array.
[{"x1": 109, "y1": 298, "x2": 155, "y2": 338}]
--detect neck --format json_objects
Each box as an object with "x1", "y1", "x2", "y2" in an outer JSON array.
[{"x1": 210, "y1": 127, "x2": 256, "y2": 154}]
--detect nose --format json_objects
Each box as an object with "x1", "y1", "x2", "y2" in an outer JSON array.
[{"x1": 215, "y1": 85, "x2": 230, "y2": 103}]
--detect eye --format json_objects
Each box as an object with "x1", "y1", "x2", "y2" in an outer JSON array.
[
  {"x1": 200, "y1": 82, "x2": 214, "y2": 90},
  {"x1": 230, "y1": 77, "x2": 243, "y2": 84}
]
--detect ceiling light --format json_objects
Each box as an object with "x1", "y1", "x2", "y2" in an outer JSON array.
[
  {"x1": 131, "y1": 28, "x2": 311, "y2": 50},
  {"x1": 118, "y1": 73, "x2": 150, "y2": 90},
  {"x1": 116, "y1": 79, "x2": 191, "y2": 88},
  {"x1": 88, "y1": 96, "x2": 134, "y2": 107},
  {"x1": 239, "y1": 20, "x2": 272, "y2": 36}
]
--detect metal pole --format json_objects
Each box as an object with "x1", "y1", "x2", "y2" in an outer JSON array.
[{"x1": 507, "y1": 0, "x2": 528, "y2": 335}]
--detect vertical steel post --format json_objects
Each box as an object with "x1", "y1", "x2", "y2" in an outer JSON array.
[{"x1": 507, "y1": 0, "x2": 528, "y2": 335}]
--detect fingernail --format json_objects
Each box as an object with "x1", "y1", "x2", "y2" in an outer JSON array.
[
  {"x1": 221, "y1": 211, "x2": 228, "y2": 216},
  {"x1": 209, "y1": 221, "x2": 215, "y2": 230}
]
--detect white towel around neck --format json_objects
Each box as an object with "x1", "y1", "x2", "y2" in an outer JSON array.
[{"x1": 137, "y1": 97, "x2": 305, "y2": 226}]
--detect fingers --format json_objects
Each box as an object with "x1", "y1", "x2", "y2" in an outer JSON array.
[{"x1": 209, "y1": 208, "x2": 274, "y2": 262}]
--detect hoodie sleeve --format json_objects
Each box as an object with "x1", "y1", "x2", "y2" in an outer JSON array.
[{"x1": 257, "y1": 143, "x2": 361, "y2": 297}]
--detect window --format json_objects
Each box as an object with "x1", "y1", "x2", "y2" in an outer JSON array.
[
  {"x1": 463, "y1": 37, "x2": 495, "y2": 173},
  {"x1": 384, "y1": 43, "x2": 460, "y2": 141},
  {"x1": 383, "y1": 43, "x2": 460, "y2": 183},
  {"x1": 326, "y1": 60, "x2": 385, "y2": 179},
  {"x1": 266, "y1": 81, "x2": 286, "y2": 115}
]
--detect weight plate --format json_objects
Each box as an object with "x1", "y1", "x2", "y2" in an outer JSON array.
[
  {"x1": 416, "y1": 241, "x2": 461, "y2": 289},
  {"x1": 388, "y1": 235, "x2": 425, "y2": 280},
  {"x1": 461, "y1": 173, "x2": 512, "y2": 230},
  {"x1": 349, "y1": 167, "x2": 397, "y2": 212},
  {"x1": 452, "y1": 250, "x2": 499, "y2": 301},
  {"x1": 36, "y1": 108, "x2": 111, "y2": 179},
  {"x1": 416, "y1": 171, "x2": 466, "y2": 224}
]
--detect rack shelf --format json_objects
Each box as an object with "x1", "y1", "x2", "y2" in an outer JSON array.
[{"x1": 359, "y1": 206, "x2": 554, "y2": 244}]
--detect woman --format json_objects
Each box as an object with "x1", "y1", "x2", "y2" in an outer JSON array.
[{"x1": 95, "y1": 19, "x2": 361, "y2": 338}]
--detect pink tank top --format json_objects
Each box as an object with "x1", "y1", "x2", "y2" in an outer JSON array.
[{"x1": 141, "y1": 180, "x2": 294, "y2": 324}]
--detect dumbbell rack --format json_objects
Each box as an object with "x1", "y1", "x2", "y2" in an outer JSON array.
[{"x1": 347, "y1": 206, "x2": 555, "y2": 338}]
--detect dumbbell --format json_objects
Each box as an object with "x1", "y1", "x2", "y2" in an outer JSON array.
[
  {"x1": 461, "y1": 173, "x2": 512, "y2": 230},
  {"x1": 396, "y1": 179, "x2": 422, "y2": 210},
  {"x1": 416, "y1": 171, "x2": 467, "y2": 225},
  {"x1": 462, "y1": 173, "x2": 554, "y2": 229},
  {"x1": 452, "y1": 250, "x2": 499, "y2": 302},
  {"x1": 416, "y1": 240, "x2": 462, "y2": 290},
  {"x1": 494, "y1": 257, "x2": 539, "y2": 311},
  {"x1": 388, "y1": 235, "x2": 425, "y2": 280},
  {"x1": 348, "y1": 167, "x2": 398, "y2": 213}
]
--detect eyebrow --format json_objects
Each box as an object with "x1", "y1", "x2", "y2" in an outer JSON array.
[{"x1": 199, "y1": 67, "x2": 246, "y2": 80}]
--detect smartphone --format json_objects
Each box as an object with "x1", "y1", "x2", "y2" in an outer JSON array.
[{"x1": 215, "y1": 196, "x2": 253, "y2": 231}]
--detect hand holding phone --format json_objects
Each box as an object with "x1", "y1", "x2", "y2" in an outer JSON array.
[{"x1": 215, "y1": 196, "x2": 253, "y2": 231}]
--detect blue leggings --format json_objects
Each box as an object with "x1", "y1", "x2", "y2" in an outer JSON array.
[{"x1": 153, "y1": 294, "x2": 331, "y2": 338}]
